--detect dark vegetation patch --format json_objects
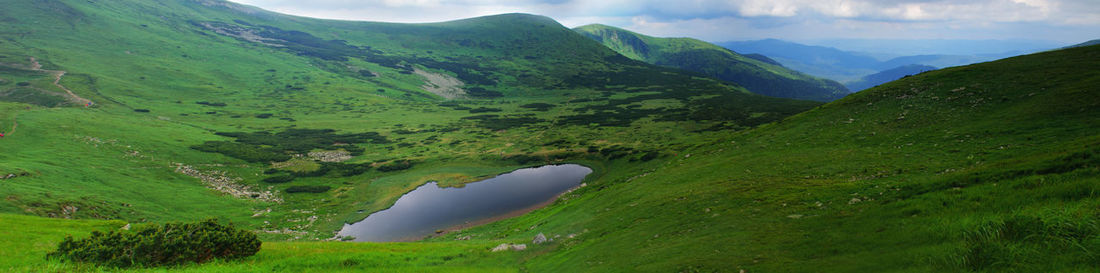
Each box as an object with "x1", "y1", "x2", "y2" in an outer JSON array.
[
  {"x1": 520, "y1": 103, "x2": 556, "y2": 111},
  {"x1": 195, "y1": 101, "x2": 227, "y2": 107},
  {"x1": 468, "y1": 107, "x2": 502, "y2": 113},
  {"x1": 553, "y1": 64, "x2": 820, "y2": 127},
  {"x1": 133, "y1": 109, "x2": 150, "y2": 113},
  {"x1": 286, "y1": 162, "x2": 373, "y2": 178},
  {"x1": 285, "y1": 185, "x2": 331, "y2": 193},
  {"x1": 465, "y1": 87, "x2": 502, "y2": 98},
  {"x1": 254, "y1": 113, "x2": 273, "y2": 119},
  {"x1": 191, "y1": 129, "x2": 388, "y2": 163},
  {"x1": 195, "y1": 22, "x2": 497, "y2": 86},
  {"x1": 48, "y1": 219, "x2": 260, "y2": 268},
  {"x1": 376, "y1": 160, "x2": 414, "y2": 172},
  {"x1": 192, "y1": 141, "x2": 291, "y2": 163}
]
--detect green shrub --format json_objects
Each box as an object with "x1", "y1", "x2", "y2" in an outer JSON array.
[
  {"x1": 48, "y1": 219, "x2": 260, "y2": 268},
  {"x1": 191, "y1": 141, "x2": 292, "y2": 163},
  {"x1": 377, "y1": 160, "x2": 413, "y2": 172}
]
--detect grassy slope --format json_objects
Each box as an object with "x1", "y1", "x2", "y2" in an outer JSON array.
[
  {"x1": 7, "y1": 45, "x2": 1097, "y2": 273},
  {"x1": 844, "y1": 64, "x2": 938, "y2": 91},
  {"x1": 1, "y1": 0, "x2": 1097, "y2": 272},
  {"x1": 574, "y1": 24, "x2": 849, "y2": 101},
  {"x1": 492, "y1": 45, "x2": 1098, "y2": 272},
  {"x1": 0, "y1": 0, "x2": 814, "y2": 247}
]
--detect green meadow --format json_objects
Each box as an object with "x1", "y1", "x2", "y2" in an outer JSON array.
[{"x1": 0, "y1": 0, "x2": 1097, "y2": 272}]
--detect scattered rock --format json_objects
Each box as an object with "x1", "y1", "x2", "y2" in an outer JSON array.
[
  {"x1": 848, "y1": 197, "x2": 862, "y2": 205},
  {"x1": 533, "y1": 233, "x2": 547, "y2": 244},
  {"x1": 174, "y1": 163, "x2": 281, "y2": 203},
  {"x1": 308, "y1": 150, "x2": 351, "y2": 162},
  {"x1": 120, "y1": 223, "x2": 131, "y2": 230},
  {"x1": 787, "y1": 214, "x2": 804, "y2": 219},
  {"x1": 492, "y1": 243, "x2": 528, "y2": 252},
  {"x1": 455, "y1": 235, "x2": 471, "y2": 241}
]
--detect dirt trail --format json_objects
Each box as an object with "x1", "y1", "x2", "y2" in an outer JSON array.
[{"x1": 28, "y1": 57, "x2": 92, "y2": 106}]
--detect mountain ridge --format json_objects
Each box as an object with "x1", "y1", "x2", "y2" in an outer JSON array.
[{"x1": 575, "y1": 24, "x2": 849, "y2": 101}]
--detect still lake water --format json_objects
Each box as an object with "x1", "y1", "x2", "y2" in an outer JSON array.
[{"x1": 337, "y1": 164, "x2": 593, "y2": 242}]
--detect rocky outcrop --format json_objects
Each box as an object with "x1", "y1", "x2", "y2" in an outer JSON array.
[
  {"x1": 533, "y1": 233, "x2": 547, "y2": 244},
  {"x1": 491, "y1": 243, "x2": 528, "y2": 252},
  {"x1": 173, "y1": 163, "x2": 281, "y2": 203},
  {"x1": 307, "y1": 150, "x2": 351, "y2": 162}
]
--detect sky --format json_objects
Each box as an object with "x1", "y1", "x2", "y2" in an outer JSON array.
[{"x1": 226, "y1": 0, "x2": 1100, "y2": 48}]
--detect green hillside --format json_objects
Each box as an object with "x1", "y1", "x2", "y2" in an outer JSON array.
[
  {"x1": 575, "y1": 24, "x2": 849, "y2": 101},
  {"x1": 0, "y1": 0, "x2": 813, "y2": 249},
  {"x1": 1, "y1": 0, "x2": 1098, "y2": 272}
]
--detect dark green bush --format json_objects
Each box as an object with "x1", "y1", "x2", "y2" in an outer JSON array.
[
  {"x1": 377, "y1": 160, "x2": 413, "y2": 172},
  {"x1": 48, "y1": 219, "x2": 260, "y2": 268},
  {"x1": 191, "y1": 141, "x2": 291, "y2": 163},
  {"x1": 285, "y1": 185, "x2": 331, "y2": 193},
  {"x1": 468, "y1": 107, "x2": 502, "y2": 113}
]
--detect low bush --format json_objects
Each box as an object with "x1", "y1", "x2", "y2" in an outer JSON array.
[
  {"x1": 377, "y1": 160, "x2": 413, "y2": 172},
  {"x1": 48, "y1": 219, "x2": 260, "y2": 268}
]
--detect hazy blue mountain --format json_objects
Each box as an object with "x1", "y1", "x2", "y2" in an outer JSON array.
[
  {"x1": 720, "y1": 39, "x2": 880, "y2": 81},
  {"x1": 844, "y1": 64, "x2": 937, "y2": 91},
  {"x1": 1065, "y1": 39, "x2": 1100, "y2": 48},
  {"x1": 805, "y1": 38, "x2": 1063, "y2": 56},
  {"x1": 722, "y1": 39, "x2": 1055, "y2": 83}
]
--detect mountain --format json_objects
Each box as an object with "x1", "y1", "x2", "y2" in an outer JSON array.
[
  {"x1": 721, "y1": 39, "x2": 1040, "y2": 83},
  {"x1": 1066, "y1": 39, "x2": 1100, "y2": 48},
  {"x1": 720, "y1": 39, "x2": 882, "y2": 81},
  {"x1": 10, "y1": 41, "x2": 1098, "y2": 272},
  {"x1": 875, "y1": 55, "x2": 987, "y2": 70},
  {"x1": 844, "y1": 64, "x2": 937, "y2": 91},
  {"x1": 2, "y1": 1, "x2": 1098, "y2": 272},
  {"x1": 494, "y1": 44, "x2": 1100, "y2": 272},
  {"x1": 0, "y1": 0, "x2": 817, "y2": 258},
  {"x1": 575, "y1": 25, "x2": 849, "y2": 102},
  {"x1": 805, "y1": 38, "x2": 1062, "y2": 56}
]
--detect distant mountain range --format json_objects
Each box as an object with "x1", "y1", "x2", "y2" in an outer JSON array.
[
  {"x1": 843, "y1": 64, "x2": 937, "y2": 91},
  {"x1": 720, "y1": 39, "x2": 1053, "y2": 84},
  {"x1": 1066, "y1": 39, "x2": 1100, "y2": 48},
  {"x1": 575, "y1": 25, "x2": 849, "y2": 101}
]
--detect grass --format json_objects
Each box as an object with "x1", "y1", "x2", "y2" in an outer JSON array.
[{"x1": 0, "y1": 0, "x2": 1096, "y2": 272}]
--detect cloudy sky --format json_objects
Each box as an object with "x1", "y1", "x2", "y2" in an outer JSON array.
[{"x1": 227, "y1": 0, "x2": 1099, "y2": 46}]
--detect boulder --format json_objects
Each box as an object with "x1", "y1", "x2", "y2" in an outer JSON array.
[
  {"x1": 491, "y1": 243, "x2": 510, "y2": 252},
  {"x1": 533, "y1": 233, "x2": 547, "y2": 244}
]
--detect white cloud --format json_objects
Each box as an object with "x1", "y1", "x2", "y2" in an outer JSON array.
[{"x1": 226, "y1": 0, "x2": 1100, "y2": 43}]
